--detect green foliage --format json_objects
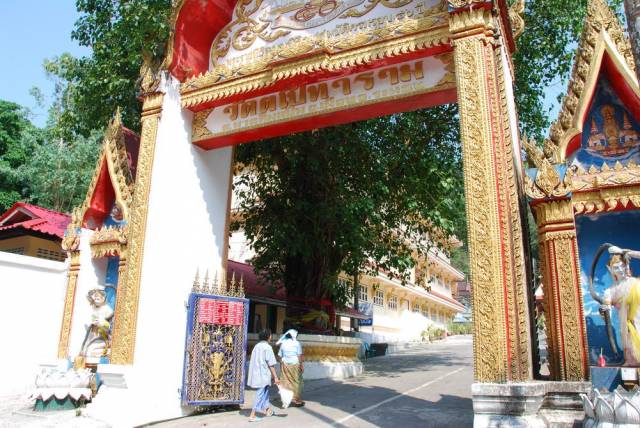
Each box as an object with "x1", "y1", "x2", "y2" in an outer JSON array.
[
  {"x1": 24, "y1": 131, "x2": 102, "y2": 213},
  {"x1": 235, "y1": 106, "x2": 464, "y2": 304},
  {"x1": 46, "y1": 0, "x2": 173, "y2": 136},
  {"x1": 0, "y1": 101, "x2": 43, "y2": 211},
  {"x1": 447, "y1": 322, "x2": 473, "y2": 336},
  {"x1": 514, "y1": 0, "x2": 625, "y2": 139},
  {"x1": 422, "y1": 325, "x2": 447, "y2": 340},
  {"x1": 0, "y1": 99, "x2": 101, "y2": 213}
]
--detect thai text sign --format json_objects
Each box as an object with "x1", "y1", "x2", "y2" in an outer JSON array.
[
  {"x1": 198, "y1": 299, "x2": 245, "y2": 325},
  {"x1": 193, "y1": 54, "x2": 454, "y2": 145}
]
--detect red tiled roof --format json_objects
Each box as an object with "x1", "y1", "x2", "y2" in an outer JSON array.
[{"x1": 0, "y1": 202, "x2": 71, "y2": 239}]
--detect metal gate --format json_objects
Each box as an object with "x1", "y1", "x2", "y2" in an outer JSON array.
[{"x1": 182, "y1": 272, "x2": 249, "y2": 407}]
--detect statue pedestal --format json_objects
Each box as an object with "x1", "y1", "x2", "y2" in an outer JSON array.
[
  {"x1": 472, "y1": 381, "x2": 591, "y2": 427},
  {"x1": 84, "y1": 363, "x2": 195, "y2": 427}
]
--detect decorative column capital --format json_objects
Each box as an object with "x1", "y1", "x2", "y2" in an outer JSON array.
[
  {"x1": 448, "y1": 1, "x2": 496, "y2": 39},
  {"x1": 448, "y1": 0, "x2": 493, "y2": 12},
  {"x1": 532, "y1": 199, "x2": 574, "y2": 227}
]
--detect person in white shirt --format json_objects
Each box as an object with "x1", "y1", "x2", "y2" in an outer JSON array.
[
  {"x1": 247, "y1": 328, "x2": 280, "y2": 422},
  {"x1": 277, "y1": 329, "x2": 305, "y2": 407}
]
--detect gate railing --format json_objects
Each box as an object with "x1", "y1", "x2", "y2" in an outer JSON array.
[{"x1": 182, "y1": 271, "x2": 249, "y2": 407}]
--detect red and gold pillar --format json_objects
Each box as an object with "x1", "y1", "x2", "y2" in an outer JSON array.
[
  {"x1": 532, "y1": 200, "x2": 589, "y2": 381},
  {"x1": 451, "y1": 1, "x2": 533, "y2": 382}
]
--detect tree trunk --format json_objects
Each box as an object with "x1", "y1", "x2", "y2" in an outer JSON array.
[
  {"x1": 351, "y1": 272, "x2": 360, "y2": 332},
  {"x1": 625, "y1": 0, "x2": 640, "y2": 80}
]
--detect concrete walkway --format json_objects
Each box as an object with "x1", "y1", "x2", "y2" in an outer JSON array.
[
  {"x1": 154, "y1": 335, "x2": 474, "y2": 428},
  {"x1": 0, "y1": 336, "x2": 473, "y2": 428}
]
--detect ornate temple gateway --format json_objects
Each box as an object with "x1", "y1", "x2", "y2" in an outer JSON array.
[
  {"x1": 49, "y1": 0, "x2": 640, "y2": 426},
  {"x1": 525, "y1": 0, "x2": 640, "y2": 410}
]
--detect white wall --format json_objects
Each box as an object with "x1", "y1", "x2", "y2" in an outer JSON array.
[
  {"x1": 0, "y1": 252, "x2": 67, "y2": 395},
  {"x1": 125, "y1": 75, "x2": 234, "y2": 422}
]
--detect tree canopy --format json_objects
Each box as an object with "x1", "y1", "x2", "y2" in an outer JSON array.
[{"x1": 234, "y1": 106, "x2": 464, "y2": 307}]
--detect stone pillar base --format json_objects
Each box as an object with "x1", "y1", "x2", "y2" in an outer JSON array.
[
  {"x1": 472, "y1": 381, "x2": 591, "y2": 427},
  {"x1": 84, "y1": 364, "x2": 194, "y2": 427}
]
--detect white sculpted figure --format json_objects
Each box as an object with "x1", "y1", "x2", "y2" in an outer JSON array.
[
  {"x1": 79, "y1": 288, "x2": 114, "y2": 359},
  {"x1": 602, "y1": 246, "x2": 640, "y2": 366}
]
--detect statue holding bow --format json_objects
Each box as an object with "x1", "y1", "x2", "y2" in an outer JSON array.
[{"x1": 591, "y1": 244, "x2": 640, "y2": 366}]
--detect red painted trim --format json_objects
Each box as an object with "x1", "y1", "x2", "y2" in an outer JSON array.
[{"x1": 194, "y1": 87, "x2": 457, "y2": 150}]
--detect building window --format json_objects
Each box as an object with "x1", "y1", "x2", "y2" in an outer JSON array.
[
  {"x1": 373, "y1": 289, "x2": 384, "y2": 306},
  {"x1": 422, "y1": 305, "x2": 429, "y2": 318},
  {"x1": 36, "y1": 248, "x2": 66, "y2": 261},
  {"x1": 387, "y1": 295, "x2": 398, "y2": 310},
  {"x1": 413, "y1": 303, "x2": 421, "y2": 313},
  {"x1": 2, "y1": 247, "x2": 24, "y2": 255},
  {"x1": 359, "y1": 284, "x2": 369, "y2": 302}
]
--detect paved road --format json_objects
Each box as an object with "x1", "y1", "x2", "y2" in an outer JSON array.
[{"x1": 155, "y1": 336, "x2": 473, "y2": 428}]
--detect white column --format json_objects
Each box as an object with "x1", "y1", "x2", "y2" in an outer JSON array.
[{"x1": 110, "y1": 76, "x2": 233, "y2": 424}]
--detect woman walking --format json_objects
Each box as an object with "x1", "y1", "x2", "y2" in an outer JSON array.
[
  {"x1": 247, "y1": 328, "x2": 280, "y2": 422},
  {"x1": 277, "y1": 329, "x2": 305, "y2": 407}
]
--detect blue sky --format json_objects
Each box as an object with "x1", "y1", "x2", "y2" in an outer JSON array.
[
  {"x1": 0, "y1": 1, "x2": 90, "y2": 127},
  {"x1": 0, "y1": 1, "x2": 565, "y2": 129}
]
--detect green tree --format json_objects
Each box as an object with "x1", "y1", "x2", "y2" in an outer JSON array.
[
  {"x1": 47, "y1": 0, "x2": 173, "y2": 136},
  {"x1": 235, "y1": 106, "x2": 464, "y2": 309},
  {"x1": 24, "y1": 131, "x2": 102, "y2": 213},
  {"x1": 514, "y1": 0, "x2": 624, "y2": 139},
  {"x1": 0, "y1": 100, "x2": 43, "y2": 211}
]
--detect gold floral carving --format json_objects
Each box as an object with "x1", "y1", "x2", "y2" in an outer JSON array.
[
  {"x1": 532, "y1": 199, "x2": 574, "y2": 226},
  {"x1": 453, "y1": 5, "x2": 532, "y2": 382},
  {"x1": 448, "y1": 4, "x2": 493, "y2": 35},
  {"x1": 508, "y1": 0, "x2": 525, "y2": 40},
  {"x1": 534, "y1": 199, "x2": 588, "y2": 381},
  {"x1": 210, "y1": 0, "x2": 435, "y2": 67},
  {"x1": 453, "y1": 31, "x2": 506, "y2": 382},
  {"x1": 573, "y1": 186, "x2": 640, "y2": 214},
  {"x1": 90, "y1": 225, "x2": 129, "y2": 258},
  {"x1": 547, "y1": 0, "x2": 637, "y2": 162},
  {"x1": 110, "y1": 107, "x2": 162, "y2": 365},
  {"x1": 61, "y1": 208, "x2": 82, "y2": 253},
  {"x1": 495, "y1": 42, "x2": 530, "y2": 381},
  {"x1": 564, "y1": 161, "x2": 640, "y2": 213},
  {"x1": 182, "y1": 25, "x2": 450, "y2": 108},
  {"x1": 447, "y1": 0, "x2": 491, "y2": 9},
  {"x1": 57, "y1": 253, "x2": 80, "y2": 358},
  {"x1": 192, "y1": 109, "x2": 213, "y2": 142},
  {"x1": 524, "y1": 162, "x2": 572, "y2": 199},
  {"x1": 302, "y1": 345, "x2": 360, "y2": 362}
]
